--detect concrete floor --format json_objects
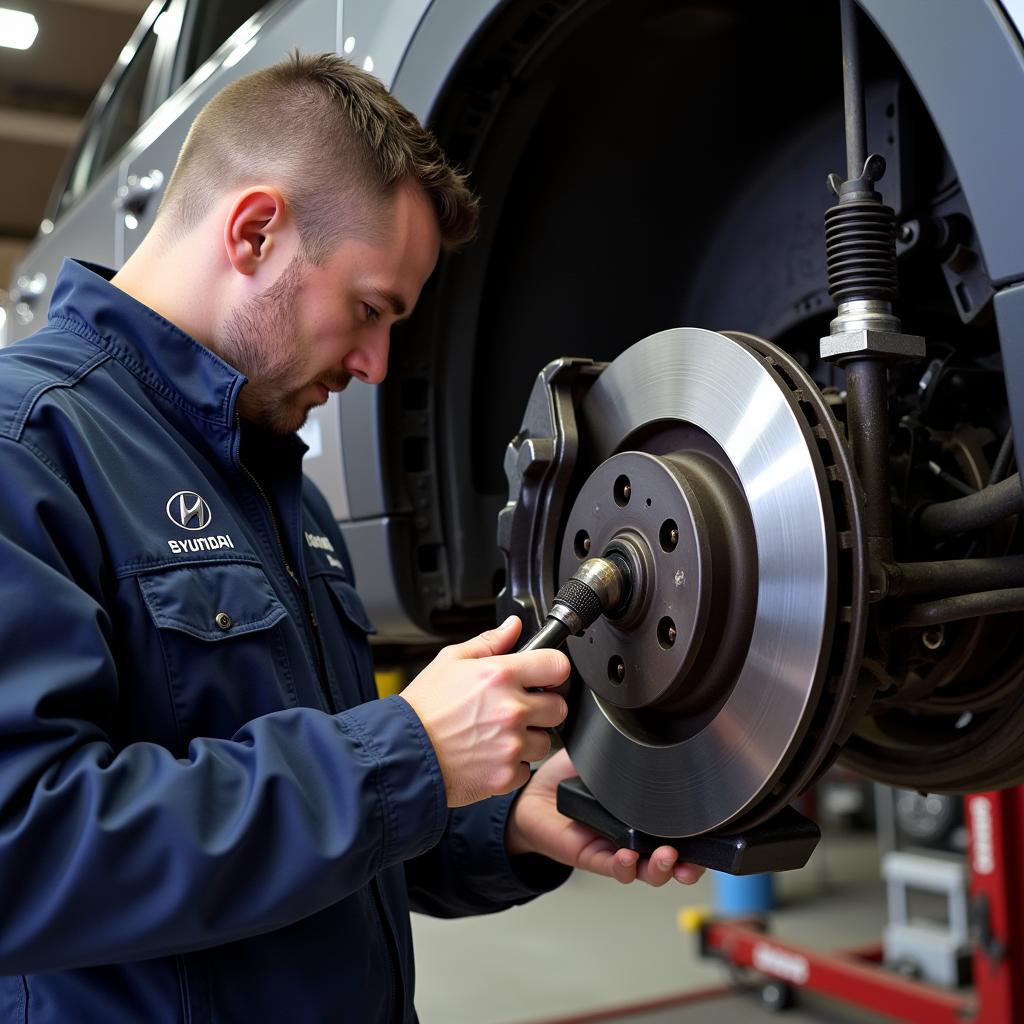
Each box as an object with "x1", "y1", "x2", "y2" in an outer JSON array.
[{"x1": 411, "y1": 826, "x2": 891, "y2": 1024}]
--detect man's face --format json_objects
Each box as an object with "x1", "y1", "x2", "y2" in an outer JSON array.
[{"x1": 219, "y1": 181, "x2": 441, "y2": 434}]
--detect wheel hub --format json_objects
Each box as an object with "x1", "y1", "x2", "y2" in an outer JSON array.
[{"x1": 559, "y1": 447, "x2": 757, "y2": 719}]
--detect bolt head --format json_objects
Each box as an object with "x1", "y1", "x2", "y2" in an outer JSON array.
[
  {"x1": 667, "y1": 626, "x2": 677, "y2": 643},
  {"x1": 670, "y1": 528, "x2": 679, "y2": 545},
  {"x1": 583, "y1": 537, "x2": 591, "y2": 552}
]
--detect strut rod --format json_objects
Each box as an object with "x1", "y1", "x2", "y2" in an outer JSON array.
[
  {"x1": 840, "y1": 0, "x2": 867, "y2": 180},
  {"x1": 844, "y1": 357, "x2": 892, "y2": 562}
]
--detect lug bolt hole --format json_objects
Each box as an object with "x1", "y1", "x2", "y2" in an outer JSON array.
[
  {"x1": 613, "y1": 475, "x2": 632, "y2": 507},
  {"x1": 608, "y1": 655, "x2": 625, "y2": 684},
  {"x1": 574, "y1": 530, "x2": 591, "y2": 558},
  {"x1": 660, "y1": 519, "x2": 679, "y2": 552},
  {"x1": 658, "y1": 617, "x2": 677, "y2": 649}
]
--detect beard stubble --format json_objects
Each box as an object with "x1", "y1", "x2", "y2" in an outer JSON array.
[{"x1": 218, "y1": 257, "x2": 315, "y2": 434}]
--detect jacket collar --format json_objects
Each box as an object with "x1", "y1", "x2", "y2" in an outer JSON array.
[{"x1": 48, "y1": 258, "x2": 246, "y2": 430}]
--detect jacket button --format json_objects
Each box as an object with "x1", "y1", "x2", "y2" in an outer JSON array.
[{"x1": 215, "y1": 611, "x2": 233, "y2": 631}]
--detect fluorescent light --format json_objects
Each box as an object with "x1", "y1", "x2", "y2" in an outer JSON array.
[{"x1": 0, "y1": 8, "x2": 37, "y2": 50}]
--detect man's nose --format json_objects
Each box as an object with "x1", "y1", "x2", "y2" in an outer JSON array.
[
  {"x1": 365, "y1": 333, "x2": 391, "y2": 385},
  {"x1": 349, "y1": 333, "x2": 391, "y2": 386}
]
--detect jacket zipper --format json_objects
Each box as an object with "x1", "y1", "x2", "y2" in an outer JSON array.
[
  {"x1": 236, "y1": 425, "x2": 403, "y2": 1021},
  {"x1": 175, "y1": 954, "x2": 193, "y2": 1023},
  {"x1": 238, "y1": 457, "x2": 336, "y2": 714},
  {"x1": 371, "y1": 876, "x2": 405, "y2": 1023}
]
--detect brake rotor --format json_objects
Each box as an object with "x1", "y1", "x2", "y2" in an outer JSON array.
[{"x1": 498, "y1": 328, "x2": 867, "y2": 838}]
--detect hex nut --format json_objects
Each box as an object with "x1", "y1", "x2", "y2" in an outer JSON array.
[{"x1": 819, "y1": 329, "x2": 926, "y2": 362}]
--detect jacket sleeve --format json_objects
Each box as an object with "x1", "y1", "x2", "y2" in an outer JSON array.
[
  {"x1": 403, "y1": 791, "x2": 573, "y2": 918},
  {"x1": 306, "y1": 478, "x2": 573, "y2": 918},
  {"x1": 0, "y1": 438, "x2": 448, "y2": 974}
]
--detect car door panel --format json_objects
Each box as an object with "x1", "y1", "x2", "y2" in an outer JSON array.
[{"x1": 5, "y1": 161, "x2": 120, "y2": 344}]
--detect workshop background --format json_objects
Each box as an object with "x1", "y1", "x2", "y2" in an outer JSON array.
[
  {"x1": 0, "y1": 0, "x2": 146, "y2": 314},
  {"x1": 3, "y1": 2, "x2": 1023, "y2": 1022}
]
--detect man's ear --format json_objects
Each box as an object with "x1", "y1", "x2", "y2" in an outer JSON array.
[{"x1": 223, "y1": 187, "x2": 291, "y2": 275}]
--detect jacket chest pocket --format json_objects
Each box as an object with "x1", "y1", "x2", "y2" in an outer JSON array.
[
  {"x1": 309, "y1": 571, "x2": 378, "y2": 708},
  {"x1": 137, "y1": 561, "x2": 297, "y2": 744}
]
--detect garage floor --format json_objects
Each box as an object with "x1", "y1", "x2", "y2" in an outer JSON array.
[
  {"x1": 411, "y1": 826, "x2": 895, "y2": 1024},
  {"x1": 531, "y1": 990, "x2": 891, "y2": 1023}
]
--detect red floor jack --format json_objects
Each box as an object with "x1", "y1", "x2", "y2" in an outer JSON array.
[{"x1": 696, "y1": 787, "x2": 1024, "y2": 1023}]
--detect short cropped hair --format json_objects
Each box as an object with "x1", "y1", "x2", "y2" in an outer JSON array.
[{"x1": 157, "y1": 51, "x2": 478, "y2": 258}]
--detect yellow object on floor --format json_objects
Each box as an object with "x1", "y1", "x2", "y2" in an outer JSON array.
[
  {"x1": 375, "y1": 668, "x2": 407, "y2": 698},
  {"x1": 677, "y1": 905, "x2": 713, "y2": 933}
]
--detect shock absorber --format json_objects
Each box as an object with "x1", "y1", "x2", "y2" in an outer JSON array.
[{"x1": 819, "y1": 0, "x2": 925, "y2": 574}]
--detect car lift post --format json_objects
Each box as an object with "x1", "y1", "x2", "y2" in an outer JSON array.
[
  {"x1": 966, "y1": 786, "x2": 1024, "y2": 1021},
  {"x1": 696, "y1": 785, "x2": 1024, "y2": 1022}
]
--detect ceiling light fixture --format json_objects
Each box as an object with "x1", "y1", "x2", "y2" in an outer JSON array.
[{"x1": 0, "y1": 8, "x2": 38, "y2": 50}]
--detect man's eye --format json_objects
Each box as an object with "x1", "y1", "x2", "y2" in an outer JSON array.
[{"x1": 363, "y1": 303, "x2": 381, "y2": 322}]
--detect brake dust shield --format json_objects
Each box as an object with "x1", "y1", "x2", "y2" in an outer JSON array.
[{"x1": 497, "y1": 328, "x2": 866, "y2": 838}]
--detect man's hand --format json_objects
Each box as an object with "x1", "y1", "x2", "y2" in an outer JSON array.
[
  {"x1": 400, "y1": 616, "x2": 569, "y2": 807},
  {"x1": 506, "y1": 749, "x2": 706, "y2": 886}
]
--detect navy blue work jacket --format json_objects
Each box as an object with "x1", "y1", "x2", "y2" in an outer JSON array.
[{"x1": 0, "y1": 260, "x2": 569, "y2": 1023}]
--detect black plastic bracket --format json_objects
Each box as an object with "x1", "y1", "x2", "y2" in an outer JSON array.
[{"x1": 556, "y1": 776, "x2": 821, "y2": 875}]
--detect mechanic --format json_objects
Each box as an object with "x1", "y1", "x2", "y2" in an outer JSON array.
[{"x1": 0, "y1": 53, "x2": 701, "y2": 1022}]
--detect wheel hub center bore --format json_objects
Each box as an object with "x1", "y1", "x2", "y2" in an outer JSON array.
[{"x1": 558, "y1": 447, "x2": 757, "y2": 716}]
